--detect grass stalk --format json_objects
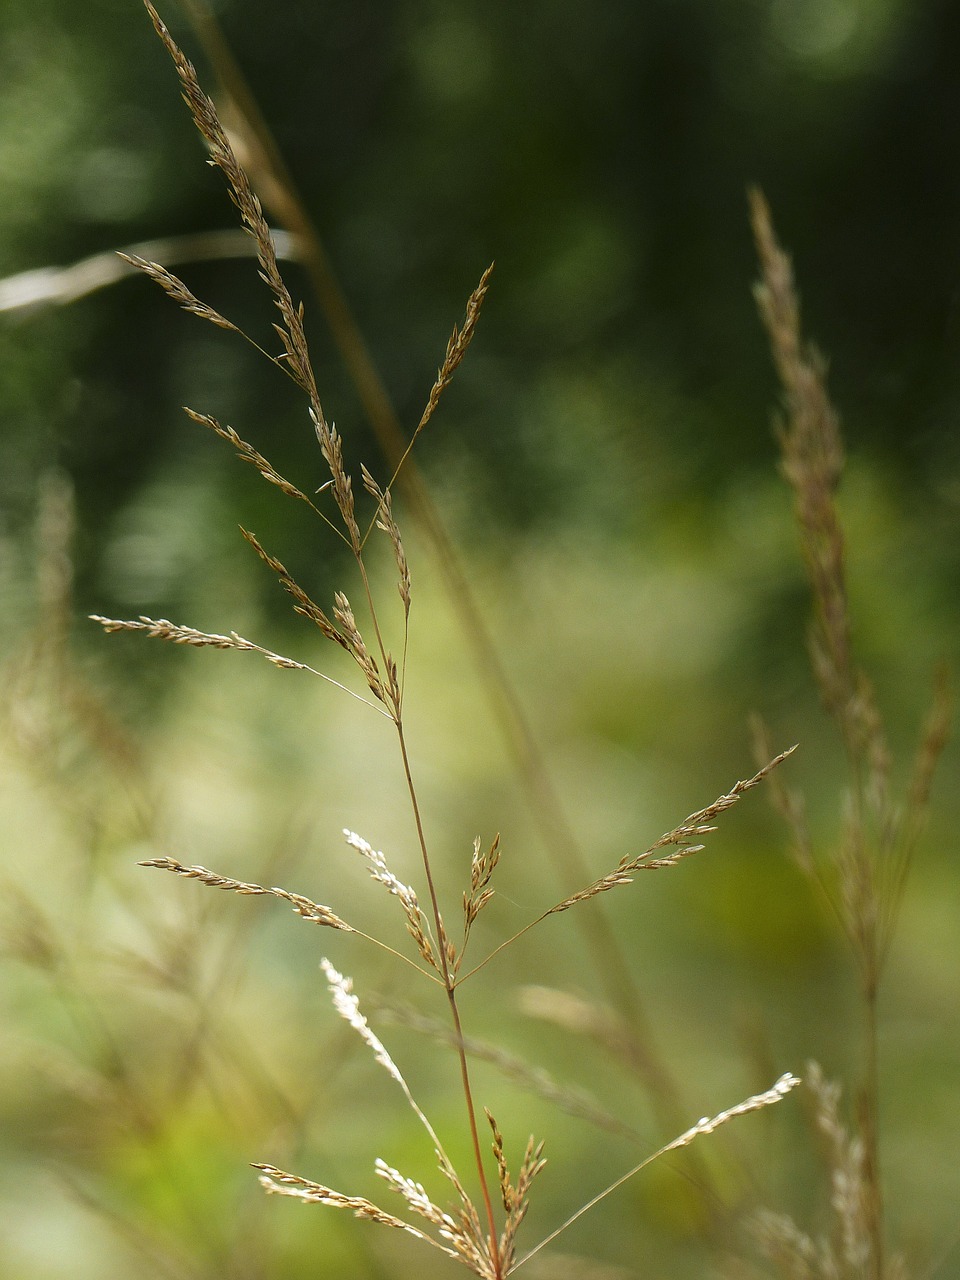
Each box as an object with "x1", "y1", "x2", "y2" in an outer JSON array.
[
  {"x1": 395, "y1": 719, "x2": 504, "y2": 1277},
  {"x1": 171, "y1": 0, "x2": 710, "y2": 1169},
  {"x1": 86, "y1": 14, "x2": 802, "y2": 1275},
  {"x1": 751, "y1": 185, "x2": 950, "y2": 1280}
]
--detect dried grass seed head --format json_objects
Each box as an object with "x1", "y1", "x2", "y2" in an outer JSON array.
[
  {"x1": 344, "y1": 830, "x2": 439, "y2": 970},
  {"x1": 141, "y1": 856, "x2": 354, "y2": 930}
]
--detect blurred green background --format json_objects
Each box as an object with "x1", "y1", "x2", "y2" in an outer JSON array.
[{"x1": 1, "y1": 1, "x2": 958, "y2": 1278}]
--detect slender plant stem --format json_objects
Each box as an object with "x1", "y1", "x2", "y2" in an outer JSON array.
[
  {"x1": 394, "y1": 720, "x2": 503, "y2": 1280},
  {"x1": 861, "y1": 971, "x2": 884, "y2": 1279},
  {"x1": 454, "y1": 916, "x2": 550, "y2": 987}
]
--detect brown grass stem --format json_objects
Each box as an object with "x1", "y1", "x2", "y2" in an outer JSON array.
[{"x1": 394, "y1": 718, "x2": 503, "y2": 1279}]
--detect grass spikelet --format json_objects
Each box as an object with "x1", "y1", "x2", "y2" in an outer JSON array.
[
  {"x1": 143, "y1": 2, "x2": 318, "y2": 403},
  {"x1": 500, "y1": 1135, "x2": 547, "y2": 1272},
  {"x1": 514, "y1": 1074, "x2": 800, "y2": 1272},
  {"x1": 91, "y1": 614, "x2": 301, "y2": 665},
  {"x1": 237, "y1": 528, "x2": 352, "y2": 651},
  {"x1": 332, "y1": 591, "x2": 385, "y2": 700},
  {"x1": 139, "y1": 856, "x2": 353, "y2": 930},
  {"x1": 385, "y1": 262, "x2": 495, "y2": 493},
  {"x1": 117, "y1": 253, "x2": 240, "y2": 331},
  {"x1": 254, "y1": 1163, "x2": 437, "y2": 1238},
  {"x1": 360, "y1": 464, "x2": 411, "y2": 614},
  {"x1": 89, "y1": 614, "x2": 388, "y2": 710},
  {"x1": 485, "y1": 1110, "x2": 515, "y2": 1213},
  {"x1": 320, "y1": 960, "x2": 451, "y2": 1146},
  {"x1": 183, "y1": 407, "x2": 325, "y2": 514},
  {"x1": 546, "y1": 747, "x2": 796, "y2": 916},
  {"x1": 375, "y1": 1157, "x2": 493, "y2": 1275},
  {"x1": 311, "y1": 410, "x2": 361, "y2": 549},
  {"x1": 456, "y1": 834, "x2": 501, "y2": 972},
  {"x1": 344, "y1": 830, "x2": 440, "y2": 971}
]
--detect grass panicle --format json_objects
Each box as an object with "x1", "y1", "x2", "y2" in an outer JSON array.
[{"x1": 92, "y1": 10, "x2": 805, "y2": 1279}]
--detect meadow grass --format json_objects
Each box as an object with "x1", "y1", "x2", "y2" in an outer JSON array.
[{"x1": 87, "y1": 6, "x2": 804, "y2": 1278}]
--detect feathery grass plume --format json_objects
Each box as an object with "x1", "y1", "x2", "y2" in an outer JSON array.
[
  {"x1": 749, "y1": 188, "x2": 890, "y2": 794},
  {"x1": 124, "y1": 8, "x2": 508, "y2": 1268},
  {"x1": 751, "y1": 189, "x2": 952, "y2": 1280},
  {"x1": 160, "y1": 10, "x2": 745, "y2": 1232}
]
